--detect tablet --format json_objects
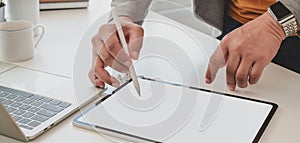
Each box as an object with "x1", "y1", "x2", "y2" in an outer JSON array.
[{"x1": 73, "y1": 77, "x2": 277, "y2": 143}]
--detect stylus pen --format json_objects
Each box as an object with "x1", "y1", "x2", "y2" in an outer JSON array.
[{"x1": 111, "y1": 9, "x2": 141, "y2": 96}]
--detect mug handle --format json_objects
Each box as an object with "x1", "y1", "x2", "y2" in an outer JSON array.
[{"x1": 33, "y1": 24, "x2": 45, "y2": 48}]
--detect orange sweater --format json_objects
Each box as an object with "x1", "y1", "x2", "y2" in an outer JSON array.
[{"x1": 228, "y1": 0, "x2": 276, "y2": 24}]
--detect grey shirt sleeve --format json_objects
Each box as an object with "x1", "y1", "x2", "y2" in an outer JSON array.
[
  {"x1": 110, "y1": 0, "x2": 153, "y2": 24},
  {"x1": 280, "y1": 0, "x2": 300, "y2": 25}
]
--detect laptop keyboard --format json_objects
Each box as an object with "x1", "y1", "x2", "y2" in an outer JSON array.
[{"x1": 0, "y1": 86, "x2": 71, "y2": 130}]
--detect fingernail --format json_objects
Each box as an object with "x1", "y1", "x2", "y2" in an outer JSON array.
[
  {"x1": 228, "y1": 85, "x2": 234, "y2": 91},
  {"x1": 132, "y1": 51, "x2": 139, "y2": 59},
  {"x1": 205, "y1": 78, "x2": 211, "y2": 83},
  {"x1": 96, "y1": 85, "x2": 104, "y2": 89},
  {"x1": 112, "y1": 78, "x2": 120, "y2": 87},
  {"x1": 99, "y1": 84, "x2": 104, "y2": 89}
]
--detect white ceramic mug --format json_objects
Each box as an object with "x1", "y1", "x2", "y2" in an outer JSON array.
[{"x1": 0, "y1": 21, "x2": 45, "y2": 62}]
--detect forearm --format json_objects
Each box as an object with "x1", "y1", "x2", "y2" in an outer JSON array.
[{"x1": 109, "y1": 0, "x2": 153, "y2": 25}]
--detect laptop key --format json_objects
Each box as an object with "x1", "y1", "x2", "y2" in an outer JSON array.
[
  {"x1": 3, "y1": 100, "x2": 13, "y2": 105},
  {"x1": 30, "y1": 95, "x2": 44, "y2": 101},
  {"x1": 23, "y1": 112, "x2": 35, "y2": 118},
  {"x1": 9, "y1": 89, "x2": 33, "y2": 98},
  {"x1": 12, "y1": 115, "x2": 22, "y2": 121},
  {"x1": 13, "y1": 110, "x2": 26, "y2": 115},
  {"x1": 7, "y1": 107, "x2": 17, "y2": 113},
  {"x1": 31, "y1": 101, "x2": 43, "y2": 107},
  {"x1": 40, "y1": 97, "x2": 53, "y2": 103},
  {"x1": 19, "y1": 118, "x2": 32, "y2": 124},
  {"x1": 19, "y1": 104, "x2": 32, "y2": 110},
  {"x1": 58, "y1": 102, "x2": 71, "y2": 108},
  {"x1": 6, "y1": 94, "x2": 18, "y2": 100},
  {"x1": 49, "y1": 99, "x2": 62, "y2": 105},
  {"x1": 41, "y1": 104, "x2": 64, "y2": 112},
  {"x1": 28, "y1": 121, "x2": 41, "y2": 127},
  {"x1": 10, "y1": 102, "x2": 23, "y2": 108},
  {"x1": 23, "y1": 99, "x2": 35, "y2": 105},
  {"x1": 37, "y1": 109, "x2": 57, "y2": 117},
  {"x1": 0, "y1": 98, "x2": 6, "y2": 102},
  {"x1": 32, "y1": 114, "x2": 49, "y2": 122},
  {"x1": 19, "y1": 124, "x2": 33, "y2": 130},
  {"x1": 0, "y1": 92, "x2": 9, "y2": 97},
  {"x1": 28, "y1": 107, "x2": 40, "y2": 113},
  {"x1": 14, "y1": 96, "x2": 27, "y2": 102}
]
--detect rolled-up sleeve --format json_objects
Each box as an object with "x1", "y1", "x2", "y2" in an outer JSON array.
[{"x1": 110, "y1": 0, "x2": 153, "y2": 24}]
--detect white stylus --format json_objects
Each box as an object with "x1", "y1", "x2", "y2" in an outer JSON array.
[{"x1": 111, "y1": 9, "x2": 141, "y2": 96}]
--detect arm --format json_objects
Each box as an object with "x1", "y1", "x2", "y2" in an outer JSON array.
[
  {"x1": 110, "y1": 0, "x2": 153, "y2": 25},
  {"x1": 205, "y1": 1, "x2": 300, "y2": 90},
  {"x1": 205, "y1": 12, "x2": 285, "y2": 90},
  {"x1": 89, "y1": 0, "x2": 152, "y2": 88}
]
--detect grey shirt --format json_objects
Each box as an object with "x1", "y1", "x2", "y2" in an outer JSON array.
[{"x1": 111, "y1": 0, "x2": 300, "y2": 32}]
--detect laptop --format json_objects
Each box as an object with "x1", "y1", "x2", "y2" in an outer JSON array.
[
  {"x1": 0, "y1": 66, "x2": 105, "y2": 142},
  {"x1": 39, "y1": 0, "x2": 89, "y2": 10}
]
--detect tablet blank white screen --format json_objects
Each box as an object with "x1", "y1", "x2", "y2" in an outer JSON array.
[{"x1": 79, "y1": 79, "x2": 273, "y2": 142}]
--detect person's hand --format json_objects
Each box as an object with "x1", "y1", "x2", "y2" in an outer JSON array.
[
  {"x1": 89, "y1": 16, "x2": 144, "y2": 88},
  {"x1": 205, "y1": 12, "x2": 286, "y2": 90}
]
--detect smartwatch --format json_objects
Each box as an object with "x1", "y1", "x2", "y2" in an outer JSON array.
[{"x1": 268, "y1": 1, "x2": 298, "y2": 37}]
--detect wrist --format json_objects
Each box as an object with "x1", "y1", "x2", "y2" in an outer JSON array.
[
  {"x1": 264, "y1": 12, "x2": 286, "y2": 41},
  {"x1": 109, "y1": 16, "x2": 134, "y2": 24}
]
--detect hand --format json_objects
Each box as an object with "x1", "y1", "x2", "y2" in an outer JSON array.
[
  {"x1": 205, "y1": 12, "x2": 285, "y2": 90},
  {"x1": 89, "y1": 16, "x2": 144, "y2": 88}
]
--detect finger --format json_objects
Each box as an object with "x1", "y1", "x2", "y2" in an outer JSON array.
[
  {"x1": 99, "y1": 44, "x2": 129, "y2": 73},
  {"x1": 205, "y1": 45, "x2": 228, "y2": 84},
  {"x1": 88, "y1": 69, "x2": 96, "y2": 85},
  {"x1": 94, "y1": 56, "x2": 120, "y2": 87},
  {"x1": 88, "y1": 69, "x2": 105, "y2": 88},
  {"x1": 235, "y1": 58, "x2": 253, "y2": 88},
  {"x1": 91, "y1": 73, "x2": 105, "y2": 88},
  {"x1": 91, "y1": 35, "x2": 104, "y2": 56},
  {"x1": 226, "y1": 53, "x2": 241, "y2": 90},
  {"x1": 94, "y1": 78, "x2": 105, "y2": 88},
  {"x1": 249, "y1": 62, "x2": 264, "y2": 85},
  {"x1": 104, "y1": 33, "x2": 132, "y2": 67},
  {"x1": 125, "y1": 24, "x2": 144, "y2": 60}
]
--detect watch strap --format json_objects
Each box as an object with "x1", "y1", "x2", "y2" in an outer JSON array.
[
  {"x1": 268, "y1": 1, "x2": 298, "y2": 37},
  {"x1": 282, "y1": 17, "x2": 298, "y2": 37}
]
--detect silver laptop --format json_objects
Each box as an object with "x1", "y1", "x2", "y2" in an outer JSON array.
[{"x1": 0, "y1": 75, "x2": 104, "y2": 142}]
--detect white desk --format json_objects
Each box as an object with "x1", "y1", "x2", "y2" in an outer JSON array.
[{"x1": 0, "y1": 0, "x2": 300, "y2": 142}]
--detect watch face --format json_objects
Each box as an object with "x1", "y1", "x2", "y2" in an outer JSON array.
[{"x1": 270, "y1": 1, "x2": 292, "y2": 21}]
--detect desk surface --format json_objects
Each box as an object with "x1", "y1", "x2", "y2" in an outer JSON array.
[{"x1": 0, "y1": 0, "x2": 300, "y2": 142}]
